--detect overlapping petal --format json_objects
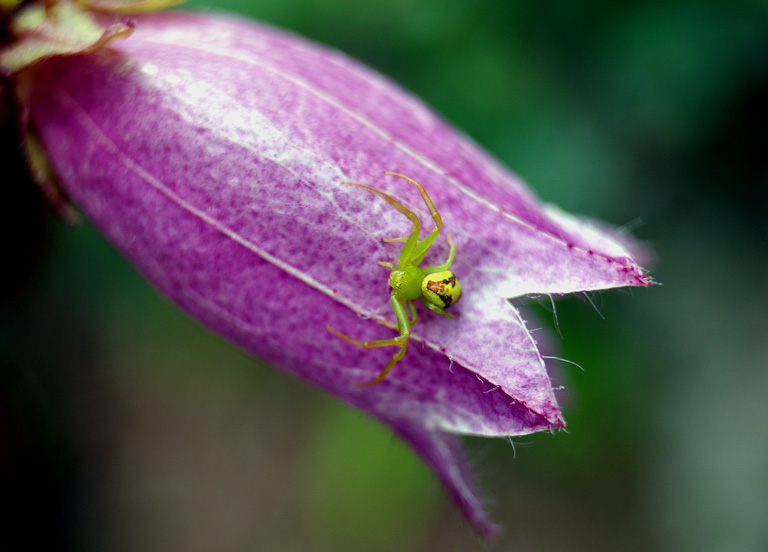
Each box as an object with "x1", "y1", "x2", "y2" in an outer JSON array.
[{"x1": 18, "y1": 11, "x2": 651, "y2": 534}]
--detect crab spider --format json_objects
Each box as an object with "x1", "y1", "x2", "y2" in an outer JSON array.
[{"x1": 327, "y1": 172, "x2": 462, "y2": 386}]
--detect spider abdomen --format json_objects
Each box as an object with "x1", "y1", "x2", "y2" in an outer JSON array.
[{"x1": 422, "y1": 271, "x2": 462, "y2": 309}]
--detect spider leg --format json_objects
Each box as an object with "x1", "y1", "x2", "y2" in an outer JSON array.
[
  {"x1": 346, "y1": 180, "x2": 422, "y2": 267},
  {"x1": 421, "y1": 234, "x2": 456, "y2": 272},
  {"x1": 358, "y1": 294, "x2": 413, "y2": 386},
  {"x1": 327, "y1": 324, "x2": 408, "y2": 348},
  {"x1": 376, "y1": 299, "x2": 417, "y2": 329},
  {"x1": 357, "y1": 342, "x2": 408, "y2": 386},
  {"x1": 384, "y1": 172, "x2": 443, "y2": 263},
  {"x1": 407, "y1": 300, "x2": 419, "y2": 326},
  {"x1": 326, "y1": 293, "x2": 412, "y2": 385},
  {"x1": 422, "y1": 299, "x2": 455, "y2": 319}
]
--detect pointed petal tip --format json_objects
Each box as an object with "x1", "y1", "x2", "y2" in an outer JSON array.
[
  {"x1": 391, "y1": 421, "x2": 502, "y2": 537},
  {"x1": 621, "y1": 263, "x2": 656, "y2": 288}
]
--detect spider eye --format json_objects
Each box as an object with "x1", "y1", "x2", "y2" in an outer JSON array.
[{"x1": 422, "y1": 271, "x2": 462, "y2": 308}]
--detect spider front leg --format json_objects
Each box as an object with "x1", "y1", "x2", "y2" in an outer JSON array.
[
  {"x1": 348, "y1": 173, "x2": 444, "y2": 267},
  {"x1": 421, "y1": 234, "x2": 456, "y2": 273},
  {"x1": 345, "y1": 180, "x2": 422, "y2": 266},
  {"x1": 384, "y1": 172, "x2": 444, "y2": 265},
  {"x1": 326, "y1": 293, "x2": 413, "y2": 386}
]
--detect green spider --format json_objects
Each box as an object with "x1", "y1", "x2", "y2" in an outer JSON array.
[{"x1": 327, "y1": 172, "x2": 462, "y2": 386}]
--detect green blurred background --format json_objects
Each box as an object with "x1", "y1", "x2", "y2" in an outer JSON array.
[{"x1": 2, "y1": 0, "x2": 767, "y2": 550}]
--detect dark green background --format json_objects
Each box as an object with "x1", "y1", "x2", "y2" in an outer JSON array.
[{"x1": 3, "y1": 0, "x2": 767, "y2": 550}]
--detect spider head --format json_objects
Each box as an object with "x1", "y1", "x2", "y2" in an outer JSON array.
[
  {"x1": 388, "y1": 265, "x2": 425, "y2": 301},
  {"x1": 421, "y1": 271, "x2": 462, "y2": 309}
]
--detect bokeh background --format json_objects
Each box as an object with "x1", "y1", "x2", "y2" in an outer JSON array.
[{"x1": 2, "y1": 0, "x2": 767, "y2": 550}]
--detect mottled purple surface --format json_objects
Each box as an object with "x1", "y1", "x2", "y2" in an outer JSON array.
[{"x1": 24, "y1": 11, "x2": 651, "y2": 535}]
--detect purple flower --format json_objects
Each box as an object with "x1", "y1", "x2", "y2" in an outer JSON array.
[{"x1": 10, "y1": 7, "x2": 651, "y2": 535}]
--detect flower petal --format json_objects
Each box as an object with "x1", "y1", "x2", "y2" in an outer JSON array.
[
  {"x1": 390, "y1": 420, "x2": 500, "y2": 538},
  {"x1": 20, "y1": 11, "x2": 651, "y2": 532}
]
